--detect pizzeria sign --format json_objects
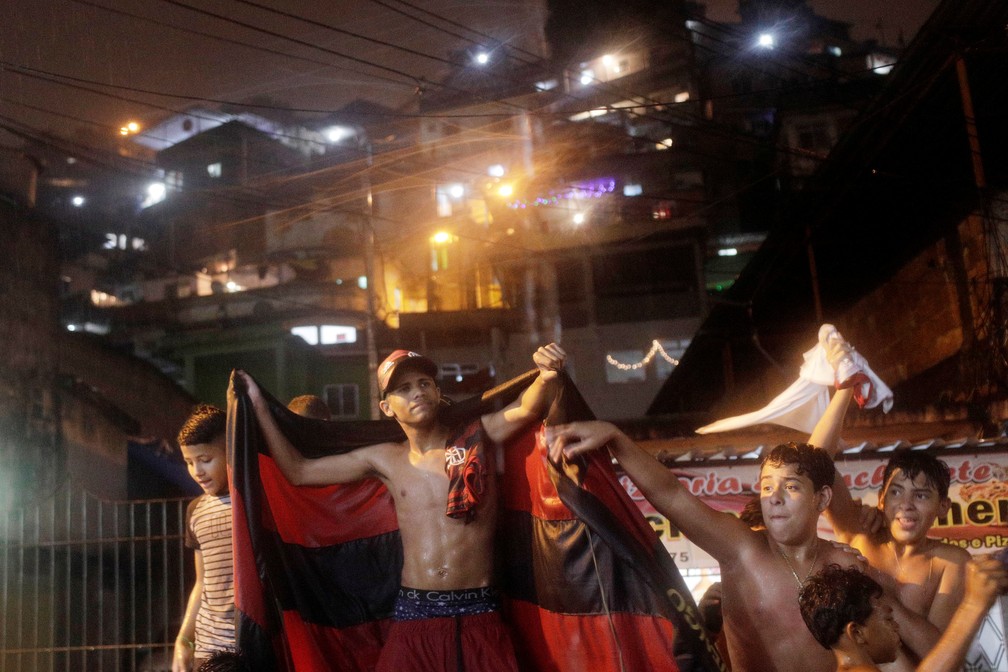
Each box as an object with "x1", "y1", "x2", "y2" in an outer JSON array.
[{"x1": 622, "y1": 448, "x2": 1008, "y2": 570}]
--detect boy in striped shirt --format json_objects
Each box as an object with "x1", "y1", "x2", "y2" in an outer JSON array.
[{"x1": 173, "y1": 404, "x2": 234, "y2": 672}]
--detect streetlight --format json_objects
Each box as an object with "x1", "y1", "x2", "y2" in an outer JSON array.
[{"x1": 325, "y1": 126, "x2": 353, "y2": 143}]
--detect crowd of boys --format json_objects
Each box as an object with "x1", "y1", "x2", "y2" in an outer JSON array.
[{"x1": 168, "y1": 334, "x2": 1007, "y2": 671}]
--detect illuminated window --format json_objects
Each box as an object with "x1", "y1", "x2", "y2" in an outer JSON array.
[
  {"x1": 655, "y1": 339, "x2": 688, "y2": 379},
  {"x1": 568, "y1": 108, "x2": 609, "y2": 122},
  {"x1": 207, "y1": 162, "x2": 222, "y2": 178},
  {"x1": 868, "y1": 53, "x2": 895, "y2": 75},
  {"x1": 291, "y1": 325, "x2": 358, "y2": 345},
  {"x1": 320, "y1": 325, "x2": 357, "y2": 344},
  {"x1": 605, "y1": 351, "x2": 647, "y2": 383},
  {"x1": 166, "y1": 171, "x2": 183, "y2": 191},
  {"x1": 652, "y1": 201, "x2": 674, "y2": 220},
  {"x1": 436, "y1": 184, "x2": 464, "y2": 217},
  {"x1": 291, "y1": 325, "x2": 319, "y2": 345}
]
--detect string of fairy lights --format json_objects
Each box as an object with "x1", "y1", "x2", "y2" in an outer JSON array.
[{"x1": 605, "y1": 340, "x2": 680, "y2": 371}]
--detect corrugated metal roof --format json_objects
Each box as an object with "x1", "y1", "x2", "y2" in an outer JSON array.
[{"x1": 634, "y1": 427, "x2": 1008, "y2": 467}]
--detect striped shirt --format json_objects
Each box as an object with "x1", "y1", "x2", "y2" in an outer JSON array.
[{"x1": 185, "y1": 494, "x2": 235, "y2": 656}]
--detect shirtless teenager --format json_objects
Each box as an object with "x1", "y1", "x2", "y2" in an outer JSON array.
[
  {"x1": 799, "y1": 558, "x2": 1008, "y2": 672},
  {"x1": 232, "y1": 343, "x2": 565, "y2": 672},
  {"x1": 545, "y1": 387, "x2": 865, "y2": 672},
  {"x1": 821, "y1": 336, "x2": 971, "y2": 671}
]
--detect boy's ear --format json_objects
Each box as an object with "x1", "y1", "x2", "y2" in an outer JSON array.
[
  {"x1": 845, "y1": 620, "x2": 866, "y2": 646},
  {"x1": 379, "y1": 399, "x2": 394, "y2": 418},
  {"x1": 816, "y1": 485, "x2": 833, "y2": 512}
]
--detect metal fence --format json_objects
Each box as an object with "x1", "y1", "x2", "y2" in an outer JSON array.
[{"x1": 1, "y1": 486, "x2": 192, "y2": 672}]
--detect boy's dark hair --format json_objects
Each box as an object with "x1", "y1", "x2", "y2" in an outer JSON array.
[
  {"x1": 739, "y1": 495, "x2": 765, "y2": 528},
  {"x1": 761, "y1": 442, "x2": 836, "y2": 490},
  {"x1": 288, "y1": 394, "x2": 331, "y2": 421},
  {"x1": 881, "y1": 451, "x2": 951, "y2": 499},
  {"x1": 177, "y1": 404, "x2": 226, "y2": 447},
  {"x1": 196, "y1": 649, "x2": 251, "y2": 672},
  {"x1": 799, "y1": 564, "x2": 882, "y2": 649}
]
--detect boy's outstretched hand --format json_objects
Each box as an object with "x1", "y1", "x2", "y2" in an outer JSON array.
[
  {"x1": 545, "y1": 421, "x2": 619, "y2": 462},
  {"x1": 230, "y1": 370, "x2": 263, "y2": 405},
  {"x1": 533, "y1": 343, "x2": 566, "y2": 381},
  {"x1": 964, "y1": 555, "x2": 1008, "y2": 612}
]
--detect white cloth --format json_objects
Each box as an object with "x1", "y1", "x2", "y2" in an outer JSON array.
[{"x1": 695, "y1": 325, "x2": 893, "y2": 435}]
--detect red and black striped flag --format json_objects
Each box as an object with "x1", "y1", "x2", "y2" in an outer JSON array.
[{"x1": 227, "y1": 370, "x2": 725, "y2": 671}]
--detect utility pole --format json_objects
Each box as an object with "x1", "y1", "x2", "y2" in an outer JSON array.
[{"x1": 362, "y1": 138, "x2": 380, "y2": 419}]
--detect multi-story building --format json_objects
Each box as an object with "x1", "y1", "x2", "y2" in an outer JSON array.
[{"x1": 51, "y1": 0, "x2": 906, "y2": 421}]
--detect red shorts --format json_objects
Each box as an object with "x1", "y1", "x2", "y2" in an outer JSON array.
[{"x1": 375, "y1": 611, "x2": 519, "y2": 672}]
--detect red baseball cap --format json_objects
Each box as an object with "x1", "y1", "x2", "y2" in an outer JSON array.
[{"x1": 377, "y1": 350, "x2": 438, "y2": 396}]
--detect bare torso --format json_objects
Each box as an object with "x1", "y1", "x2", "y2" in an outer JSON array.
[
  {"x1": 861, "y1": 538, "x2": 957, "y2": 618},
  {"x1": 722, "y1": 533, "x2": 862, "y2": 672},
  {"x1": 369, "y1": 431, "x2": 498, "y2": 590},
  {"x1": 857, "y1": 537, "x2": 970, "y2": 672}
]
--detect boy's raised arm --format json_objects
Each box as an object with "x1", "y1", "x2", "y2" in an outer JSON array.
[
  {"x1": 230, "y1": 371, "x2": 376, "y2": 486},
  {"x1": 547, "y1": 420, "x2": 754, "y2": 564},
  {"x1": 814, "y1": 386, "x2": 868, "y2": 543},
  {"x1": 483, "y1": 343, "x2": 565, "y2": 444},
  {"x1": 813, "y1": 340, "x2": 878, "y2": 543},
  {"x1": 917, "y1": 556, "x2": 1008, "y2": 672}
]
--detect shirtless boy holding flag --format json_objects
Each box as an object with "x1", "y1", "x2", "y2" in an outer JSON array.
[
  {"x1": 233, "y1": 343, "x2": 565, "y2": 672},
  {"x1": 546, "y1": 386, "x2": 865, "y2": 672}
]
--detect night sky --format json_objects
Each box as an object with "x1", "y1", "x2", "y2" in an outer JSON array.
[
  {"x1": 0, "y1": 0, "x2": 939, "y2": 143},
  {"x1": 704, "y1": 0, "x2": 940, "y2": 42}
]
